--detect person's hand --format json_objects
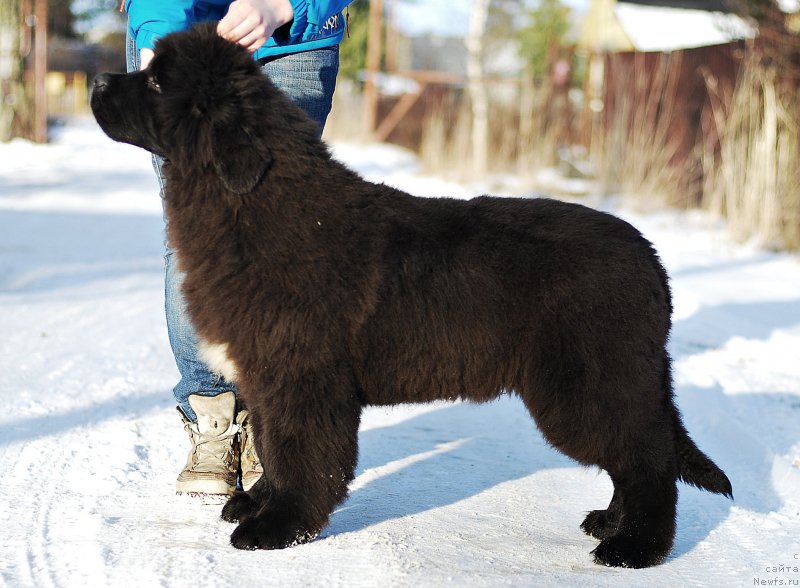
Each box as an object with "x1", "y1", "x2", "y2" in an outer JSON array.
[
  {"x1": 140, "y1": 48, "x2": 155, "y2": 70},
  {"x1": 217, "y1": 0, "x2": 294, "y2": 53},
  {"x1": 137, "y1": 0, "x2": 293, "y2": 70}
]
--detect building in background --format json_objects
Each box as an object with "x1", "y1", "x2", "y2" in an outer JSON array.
[{"x1": 578, "y1": 0, "x2": 757, "y2": 200}]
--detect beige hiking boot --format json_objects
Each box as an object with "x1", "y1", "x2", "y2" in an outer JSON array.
[
  {"x1": 237, "y1": 409, "x2": 264, "y2": 491},
  {"x1": 176, "y1": 391, "x2": 240, "y2": 495}
]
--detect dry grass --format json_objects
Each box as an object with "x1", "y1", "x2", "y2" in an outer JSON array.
[
  {"x1": 323, "y1": 79, "x2": 366, "y2": 143},
  {"x1": 592, "y1": 53, "x2": 690, "y2": 208},
  {"x1": 418, "y1": 80, "x2": 570, "y2": 184},
  {"x1": 327, "y1": 56, "x2": 800, "y2": 252},
  {"x1": 515, "y1": 80, "x2": 571, "y2": 180},
  {"x1": 702, "y1": 58, "x2": 800, "y2": 250},
  {"x1": 418, "y1": 95, "x2": 473, "y2": 179}
]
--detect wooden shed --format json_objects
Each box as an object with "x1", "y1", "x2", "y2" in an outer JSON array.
[{"x1": 579, "y1": 0, "x2": 756, "y2": 199}]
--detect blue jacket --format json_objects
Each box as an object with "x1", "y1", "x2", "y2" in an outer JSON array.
[{"x1": 125, "y1": 0, "x2": 351, "y2": 58}]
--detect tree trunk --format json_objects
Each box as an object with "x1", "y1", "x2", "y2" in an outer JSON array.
[
  {"x1": 32, "y1": 0, "x2": 47, "y2": 142},
  {"x1": 362, "y1": 0, "x2": 383, "y2": 139},
  {"x1": 466, "y1": 0, "x2": 490, "y2": 179}
]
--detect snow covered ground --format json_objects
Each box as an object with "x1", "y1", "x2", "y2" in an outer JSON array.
[{"x1": 1, "y1": 118, "x2": 798, "y2": 587}]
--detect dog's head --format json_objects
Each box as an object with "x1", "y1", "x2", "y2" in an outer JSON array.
[{"x1": 91, "y1": 23, "x2": 280, "y2": 193}]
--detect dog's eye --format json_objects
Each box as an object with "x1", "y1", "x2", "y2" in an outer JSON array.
[{"x1": 147, "y1": 74, "x2": 161, "y2": 93}]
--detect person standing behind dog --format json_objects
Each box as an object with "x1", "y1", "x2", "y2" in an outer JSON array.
[{"x1": 123, "y1": 0, "x2": 352, "y2": 495}]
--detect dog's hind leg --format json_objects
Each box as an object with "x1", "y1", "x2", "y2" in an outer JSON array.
[
  {"x1": 580, "y1": 487, "x2": 622, "y2": 540},
  {"x1": 517, "y1": 352, "x2": 678, "y2": 567},
  {"x1": 226, "y1": 373, "x2": 362, "y2": 550},
  {"x1": 587, "y1": 402, "x2": 680, "y2": 568},
  {"x1": 590, "y1": 461, "x2": 678, "y2": 568}
]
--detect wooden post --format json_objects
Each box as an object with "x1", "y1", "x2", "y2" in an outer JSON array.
[
  {"x1": 374, "y1": 85, "x2": 423, "y2": 142},
  {"x1": 33, "y1": 0, "x2": 47, "y2": 143},
  {"x1": 362, "y1": 0, "x2": 382, "y2": 139}
]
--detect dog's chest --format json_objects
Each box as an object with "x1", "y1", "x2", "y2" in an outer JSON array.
[{"x1": 197, "y1": 340, "x2": 239, "y2": 383}]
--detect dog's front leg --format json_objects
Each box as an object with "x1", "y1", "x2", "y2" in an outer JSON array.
[
  {"x1": 224, "y1": 375, "x2": 361, "y2": 550},
  {"x1": 227, "y1": 478, "x2": 324, "y2": 549},
  {"x1": 220, "y1": 479, "x2": 265, "y2": 524}
]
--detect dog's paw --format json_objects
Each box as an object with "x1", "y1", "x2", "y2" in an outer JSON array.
[
  {"x1": 230, "y1": 515, "x2": 318, "y2": 550},
  {"x1": 221, "y1": 491, "x2": 260, "y2": 523},
  {"x1": 591, "y1": 535, "x2": 668, "y2": 569},
  {"x1": 580, "y1": 509, "x2": 619, "y2": 540}
]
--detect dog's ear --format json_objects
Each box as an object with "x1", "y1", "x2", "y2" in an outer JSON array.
[{"x1": 210, "y1": 123, "x2": 273, "y2": 194}]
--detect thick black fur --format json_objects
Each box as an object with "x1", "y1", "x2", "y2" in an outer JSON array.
[{"x1": 91, "y1": 23, "x2": 732, "y2": 567}]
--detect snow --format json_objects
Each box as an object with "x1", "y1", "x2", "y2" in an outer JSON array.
[
  {"x1": 613, "y1": 4, "x2": 757, "y2": 52},
  {"x1": 1, "y1": 117, "x2": 799, "y2": 587}
]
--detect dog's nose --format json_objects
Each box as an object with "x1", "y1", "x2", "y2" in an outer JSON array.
[{"x1": 93, "y1": 73, "x2": 113, "y2": 92}]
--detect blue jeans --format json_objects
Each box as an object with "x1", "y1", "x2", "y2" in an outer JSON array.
[{"x1": 127, "y1": 32, "x2": 339, "y2": 421}]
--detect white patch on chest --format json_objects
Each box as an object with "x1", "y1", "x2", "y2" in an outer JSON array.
[{"x1": 197, "y1": 340, "x2": 239, "y2": 383}]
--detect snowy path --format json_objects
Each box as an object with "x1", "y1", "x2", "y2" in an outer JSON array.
[{"x1": 1, "y1": 119, "x2": 798, "y2": 587}]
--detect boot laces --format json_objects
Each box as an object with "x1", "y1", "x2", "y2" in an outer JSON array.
[{"x1": 184, "y1": 420, "x2": 240, "y2": 468}]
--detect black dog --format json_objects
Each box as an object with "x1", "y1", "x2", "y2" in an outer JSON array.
[{"x1": 91, "y1": 23, "x2": 731, "y2": 567}]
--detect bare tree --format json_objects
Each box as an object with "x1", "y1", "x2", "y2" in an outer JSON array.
[{"x1": 466, "y1": 0, "x2": 491, "y2": 178}]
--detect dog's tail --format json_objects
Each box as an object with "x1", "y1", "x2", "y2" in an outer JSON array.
[
  {"x1": 674, "y1": 415, "x2": 733, "y2": 498},
  {"x1": 664, "y1": 356, "x2": 733, "y2": 498}
]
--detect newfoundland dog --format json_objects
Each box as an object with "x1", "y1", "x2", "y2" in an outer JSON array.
[{"x1": 91, "y1": 23, "x2": 731, "y2": 567}]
